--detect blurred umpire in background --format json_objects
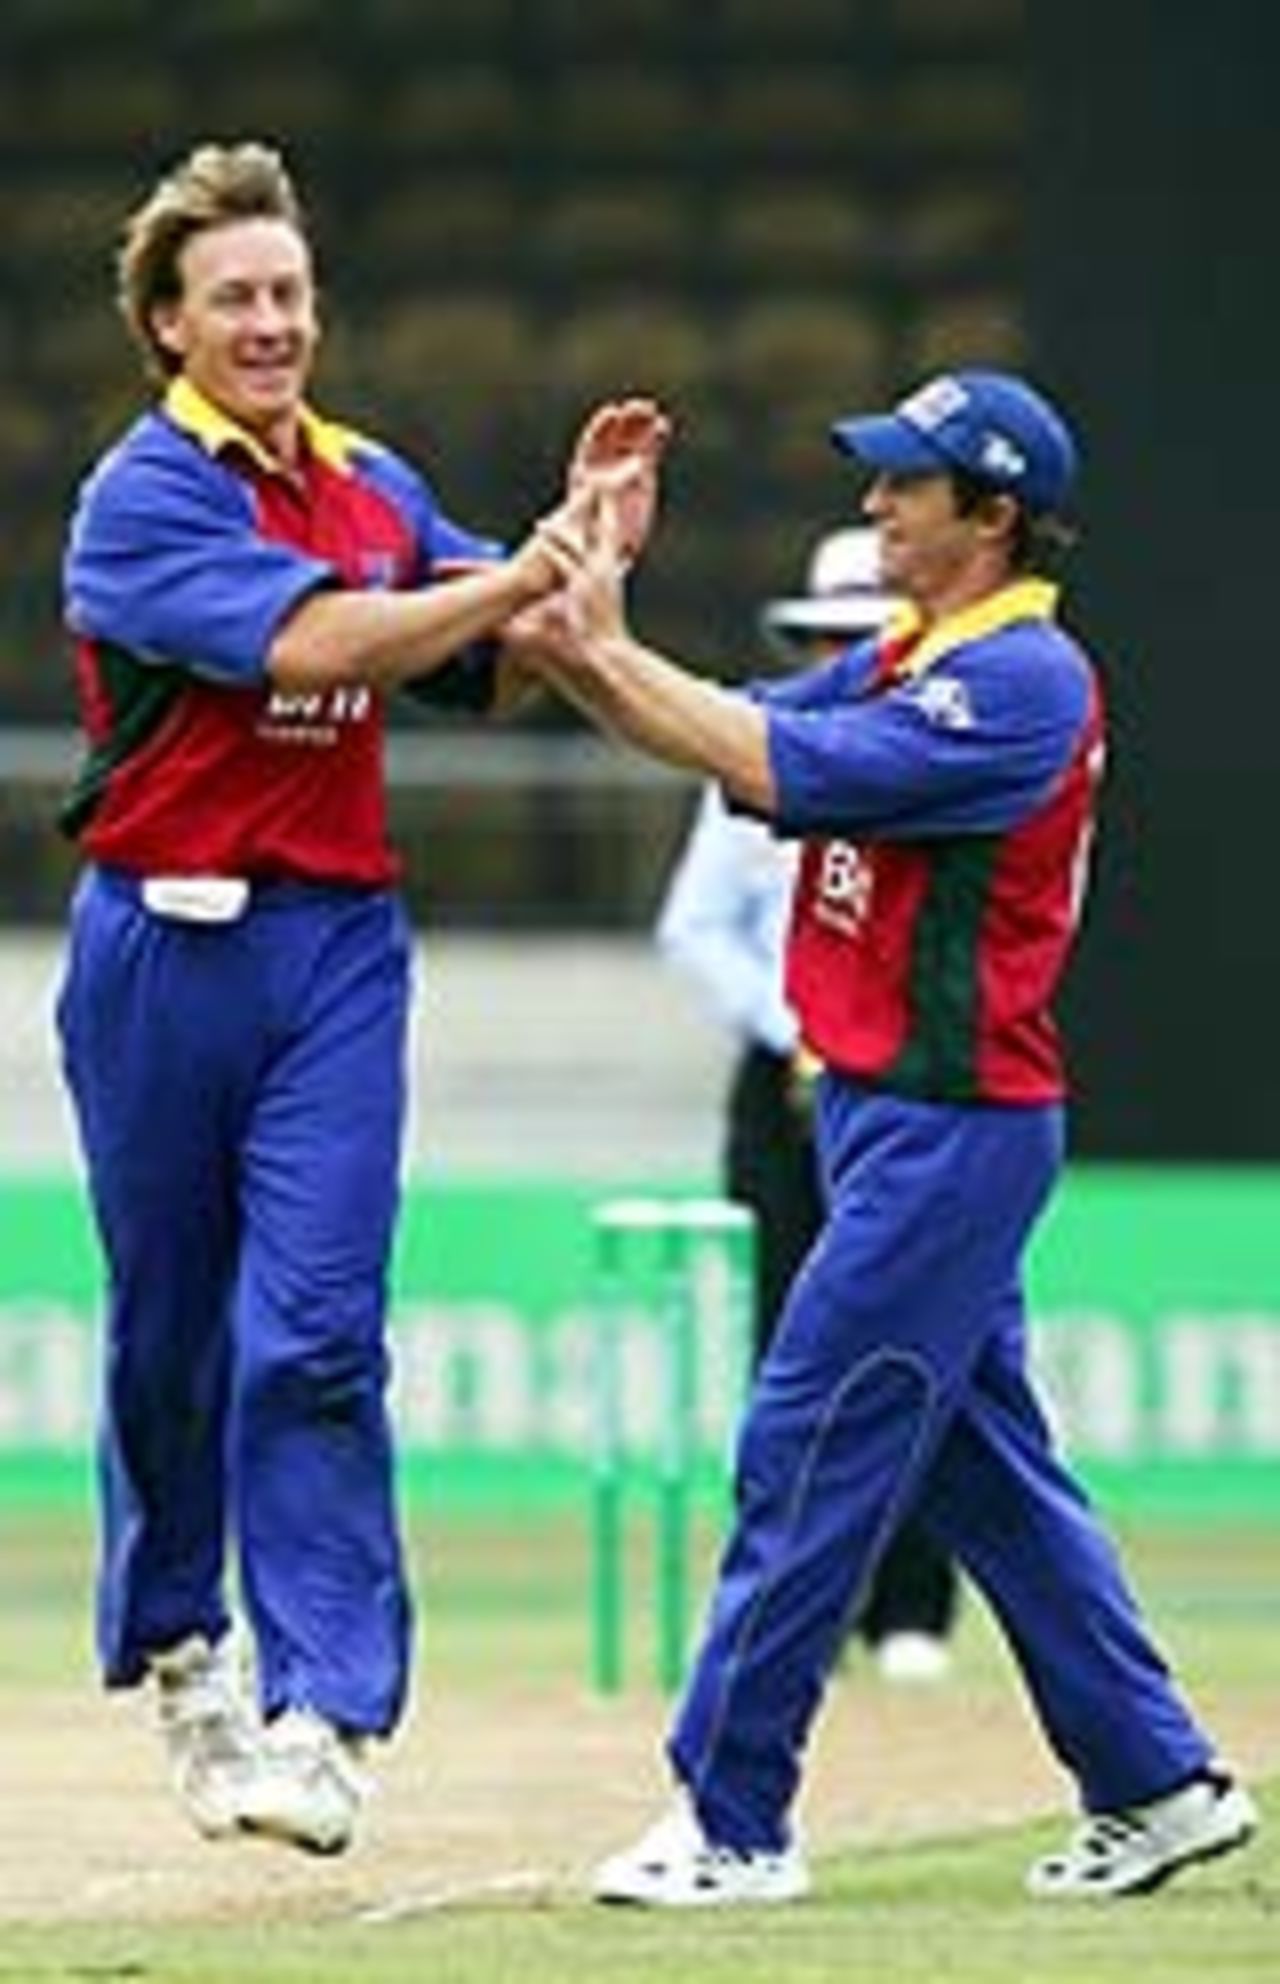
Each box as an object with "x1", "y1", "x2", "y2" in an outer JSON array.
[
  {"x1": 656, "y1": 525, "x2": 958, "y2": 1682},
  {"x1": 525, "y1": 369, "x2": 1258, "y2": 1907},
  {"x1": 54, "y1": 139, "x2": 665, "y2": 1856}
]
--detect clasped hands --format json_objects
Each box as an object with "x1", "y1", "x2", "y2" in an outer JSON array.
[{"x1": 507, "y1": 395, "x2": 671, "y2": 680}]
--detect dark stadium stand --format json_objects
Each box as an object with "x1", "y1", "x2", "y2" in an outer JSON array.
[{"x1": 0, "y1": 0, "x2": 1026, "y2": 921}]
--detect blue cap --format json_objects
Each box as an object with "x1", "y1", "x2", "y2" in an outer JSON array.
[{"x1": 831, "y1": 370, "x2": 1079, "y2": 515}]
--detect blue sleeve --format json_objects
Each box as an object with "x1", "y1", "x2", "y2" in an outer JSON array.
[
  {"x1": 766, "y1": 627, "x2": 1092, "y2": 839},
  {"x1": 746, "y1": 636, "x2": 881, "y2": 712},
  {"x1": 63, "y1": 432, "x2": 334, "y2": 685},
  {"x1": 358, "y1": 442, "x2": 508, "y2": 712},
  {"x1": 356, "y1": 442, "x2": 506, "y2": 581}
]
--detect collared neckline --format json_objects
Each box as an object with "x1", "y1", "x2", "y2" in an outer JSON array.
[
  {"x1": 163, "y1": 376, "x2": 364, "y2": 477},
  {"x1": 882, "y1": 578, "x2": 1060, "y2": 681}
]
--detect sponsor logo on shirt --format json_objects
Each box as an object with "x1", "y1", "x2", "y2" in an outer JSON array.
[
  {"x1": 910, "y1": 674, "x2": 975, "y2": 731},
  {"x1": 258, "y1": 683, "x2": 374, "y2": 746},
  {"x1": 358, "y1": 550, "x2": 401, "y2": 589},
  {"x1": 813, "y1": 838, "x2": 873, "y2": 937}
]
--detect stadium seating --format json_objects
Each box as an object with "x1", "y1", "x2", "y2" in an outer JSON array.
[
  {"x1": 538, "y1": 67, "x2": 707, "y2": 170},
  {"x1": 365, "y1": 292, "x2": 536, "y2": 404},
  {"x1": 356, "y1": 180, "x2": 525, "y2": 294},
  {"x1": 902, "y1": 291, "x2": 1027, "y2": 376},
  {"x1": 0, "y1": 0, "x2": 1028, "y2": 855},
  {"x1": 548, "y1": 299, "x2": 716, "y2": 408},
  {"x1": 714, "y1": 184, "x2": 877, "y2": 296},
  {"x1": 529, "y1": 186, "x2": 705, "y2": 295}
]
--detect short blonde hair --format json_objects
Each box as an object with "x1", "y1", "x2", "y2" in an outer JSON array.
[{"x1": 117, "y1": 141, "x2": 307, "y2": 380}]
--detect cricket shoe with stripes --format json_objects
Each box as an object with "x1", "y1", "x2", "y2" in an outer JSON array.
[
  {"x1": 235, "y1": 1707, "x2": 372, "y2": 1856},
  {"x1": 150, "y1": 1632, "x2": 263, "y2": 1841},
  {"x1": 1026, "y1": 1768, "x2": 1258, "y2": 1899},
  {"x1": 593, "y1": 1793, "x2": 810, "y2": 1907}
]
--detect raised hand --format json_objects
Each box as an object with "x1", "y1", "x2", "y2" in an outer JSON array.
[
  {"x1": 501, "y1": 493, "x2": 628, "y2": 681},
  {"x1": 567, "y1": 397, "x2": 672, "y2": 563},
  {"x1": 568, "y1": 491, "x2": 631, "y2": 642},
  {"x1": 503, "y1": 477, "x2": 597, "y2": 602}
]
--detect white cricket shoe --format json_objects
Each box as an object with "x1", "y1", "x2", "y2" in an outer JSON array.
[
  {"x1": 593, "y1": 1794, "x2": 810, "y2": 1908},
  {"x1": 235, "y1": 1707, "x2": 372, "y2": 1856},
  {"x1": 1026, "y1": 1770, "x2": 1258, "y2": 1899},
  {"x1": 150, "y1": 1632, "x2": 263, "y2": 1840},
  {"x1": 874, "y1": 1631, "x2": 952, "y2": 1684}
]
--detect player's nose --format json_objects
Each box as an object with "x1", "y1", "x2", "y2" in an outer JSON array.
[{"x1": 862, "y1": 475, "x2": 892, "y2": 518}]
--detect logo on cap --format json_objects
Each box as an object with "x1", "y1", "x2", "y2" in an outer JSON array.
[
  {"x1": 832, "y1": 368, "x2": 1078, "y2": 515},
  {"x1": 979, "y1": 433, "x2": 1027, "y2": 482},
  {"x1": 899, "y1": 378, "x2": 969, "y2": 432}
]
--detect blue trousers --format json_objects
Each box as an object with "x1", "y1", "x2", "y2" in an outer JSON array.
[
  {"x1": 670, "y1": 1078, "x2": 1213, "y2": 1851},
  {"x1": 56, "y1": 867, "x2": 413, "y2": 1735}
]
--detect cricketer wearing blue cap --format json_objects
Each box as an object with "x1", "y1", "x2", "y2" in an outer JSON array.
[
  {"x1": 831, "y1": 368, "x2": 1079, "y2": 518},
  {"x1": 520, "y1": 368, "x2": 1258, "y2": 1908}
]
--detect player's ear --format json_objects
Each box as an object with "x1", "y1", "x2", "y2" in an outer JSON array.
[
  {"x1": 149, "y1": 302, "x2": 187, "y2": 364},
  {"x1": 975, "y1": 489, "x2": 1020, "y2": 549}
]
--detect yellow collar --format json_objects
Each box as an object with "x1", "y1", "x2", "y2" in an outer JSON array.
[
  {"x1": 163, "y1": 376, "x2": 364, "y2": 476},
  {"x1": 884, "y1": 579, "x2": 1060, "y2": 680}
]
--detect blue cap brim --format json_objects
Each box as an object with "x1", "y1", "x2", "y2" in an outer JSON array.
[{"x1": 830, "y1": 414, "x2": 947, "y2": 477}]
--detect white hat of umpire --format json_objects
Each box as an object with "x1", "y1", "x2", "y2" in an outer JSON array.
[{"x1": 760, "y1": 526, "x2": 897, "y2": 647}]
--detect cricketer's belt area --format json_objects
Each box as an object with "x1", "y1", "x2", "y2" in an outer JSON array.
[
  {"x1": 140, "y1": 876, "x2": 250, "y2": 923},
  {"x1": 94, "y1": 867, "x2": 382, "y2": 923}
]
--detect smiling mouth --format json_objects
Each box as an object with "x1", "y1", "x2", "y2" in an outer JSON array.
[{"x1": 238, "y1": 359, "x2": 298, "y2": 386}]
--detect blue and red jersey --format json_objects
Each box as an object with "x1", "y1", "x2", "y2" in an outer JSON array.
[
  {"x1": 61, "y1": 377, "x2": 502, "y2": 884},
  {"x1": 752, "y1": 580, "x2": 1104, "y2": 1104}
]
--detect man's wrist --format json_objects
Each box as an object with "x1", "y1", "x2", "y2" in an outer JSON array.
[
  {"x1": 500, "y1": 546, "x2": 558, "y2": 611},
  {"x1": 594, "y1": 630, "x2": 637, "y2": 675}
]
